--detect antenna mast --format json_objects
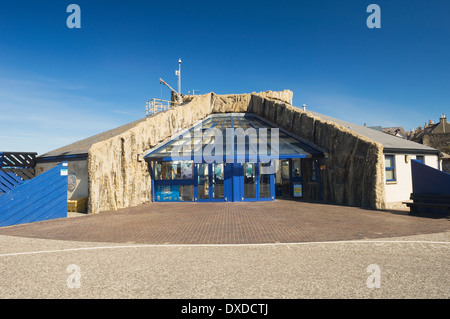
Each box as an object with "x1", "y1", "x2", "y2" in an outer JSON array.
[{"x1": 175, "y1": 58, "x2": 182, "y2": 104}]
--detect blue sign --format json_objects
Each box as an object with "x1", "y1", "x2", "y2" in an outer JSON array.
[{"x1": 156, "y1": 185, "x2": 180, "y2": 201}]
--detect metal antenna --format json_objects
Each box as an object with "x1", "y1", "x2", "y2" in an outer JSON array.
[{"x1": 175, "y1": 58, "x2": 182, "y2": 103}]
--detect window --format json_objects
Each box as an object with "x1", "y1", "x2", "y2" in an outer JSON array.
[
  {"x1": 155, "y1": 185, "x2": 194, "y2": 201},
  {"x1": 416, "y1": 155, "x2": 424, "y2": 164},
  {"x1": 155, "y1": 161, "x2": 193, "y2": 180},
  {"x1": 291, "y1": 158, "x2": 301, "y2": 177},
  {"x1": 385, "y1": 155, "x2": 396, "y2": 182},
  {"x1": 155, "y1": 161, "x2": 172, "y2": 180}
]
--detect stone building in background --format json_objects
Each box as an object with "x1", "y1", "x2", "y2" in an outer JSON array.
[{"x1": 410, "y1": 114, "x2": 450, "y2": 173}]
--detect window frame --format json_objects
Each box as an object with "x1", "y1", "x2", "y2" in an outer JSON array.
[{"x1": 384, "y1": 154, "x2": 396, "y2": 182}]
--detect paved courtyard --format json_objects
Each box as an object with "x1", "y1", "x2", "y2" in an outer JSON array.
[
  {"x1": 0, "y1": 200, "x2": 448, "y2": 244},
  {"x1": 0, "y1": 200, "x2": 448, "y2": 299}
]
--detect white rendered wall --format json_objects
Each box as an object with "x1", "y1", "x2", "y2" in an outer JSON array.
[
  {"x1": 384, "y1": 154, "x2": 439, "y2": 208},
  {"x1": 35, "y1": 159, "x2": 88, "y2": 200}
]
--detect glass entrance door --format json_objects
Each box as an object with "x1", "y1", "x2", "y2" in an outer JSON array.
[
  {"x1": 195, "y1": 162, "x2": 273, "y2": 202},
  {"x1": 212, "y1": 163, "x2": 225, "y2": 201},
  {"x1": 281, "y1": 160, "x2": 291, "y2": 198},
  {"x1": 197, "y1": 163, "x2": 209, "y2": 201},
  {"x1": 243, "y1": 163, "x2": 257, "y2": 200},
  {"x1": 259, "y1": 162, "x2": 274, "y2": 200},
  {"x1": 195, "y1": 163, "x2": 228, "y2": 201},
  {"x1": 240, "y1": 162, "x2": 274, "y2": 201}
]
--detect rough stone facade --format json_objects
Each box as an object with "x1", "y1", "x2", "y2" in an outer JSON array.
[
  {"x1": 248, "y1": 95, "x2": 386, "y2": 209},
  {"x1": 87, "y1": 90, "x2": 385, "y2": 214},
  {"x1": 423, "y1": 133, "x2": 450, "y2": 155},
  {"x1": 444, "y1": 160, "x2": 450, "y2": 174},
  {"x1": 422, "y1": 133, "x2": 450, "y2": 173}
]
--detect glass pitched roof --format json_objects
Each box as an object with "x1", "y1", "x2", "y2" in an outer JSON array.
[{"x1": 145, "y1": 114, "x2": 324, "y2": 162}]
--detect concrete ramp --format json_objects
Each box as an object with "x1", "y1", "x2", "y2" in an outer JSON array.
[{"x1": 0, "y1": 162, "x2": 68, "y2": 227}]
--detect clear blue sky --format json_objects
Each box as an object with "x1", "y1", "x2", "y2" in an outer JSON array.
[{"x1": 1, "y1": 0, "x2": 449, "y2": 155}]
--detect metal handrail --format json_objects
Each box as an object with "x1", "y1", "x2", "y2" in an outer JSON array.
[{"x1": 146, "y1": 99, "x2": 179, "y2": 116}]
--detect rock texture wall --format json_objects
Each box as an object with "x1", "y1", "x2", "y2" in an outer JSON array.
[
  {"x1": 88, "y1": 92, "x2": 254, "y2": 214},
  {"x1": 248, "y1": 95, "x2": 386, "y2": 209},
  {"x1": 88, "y1": 90, "x2": 385, "y2": 214}
]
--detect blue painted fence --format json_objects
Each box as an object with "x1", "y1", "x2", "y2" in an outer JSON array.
[
  {"x1": 0, "y1": 162, "x2": 68, "y2": 227},
  {"x1": 0, "y1": 170, "x2": 24, "y2": 194}
]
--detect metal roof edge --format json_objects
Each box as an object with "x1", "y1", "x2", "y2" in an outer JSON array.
[{"x1": 383, "y1": 148, "x2": 440, "y2": 155}]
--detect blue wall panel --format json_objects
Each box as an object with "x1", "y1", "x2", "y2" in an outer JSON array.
[
  {"x1": 411, "y1": 159, "x2": 450, "y2": 194},
  {"x1": 0, "y1": 162, "x2": 67, "y2": 227},
  {"x1": 411, "y1": 159, "x2": 450, "y2": 215}
]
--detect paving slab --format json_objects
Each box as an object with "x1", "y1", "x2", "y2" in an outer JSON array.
[{"x1": 0, "y1": 200, "x2": 448, "y2": 244}]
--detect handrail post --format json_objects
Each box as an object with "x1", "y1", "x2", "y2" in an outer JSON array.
[{"x1": 146, "y1": 98, "x2": 182, "y2": 116}]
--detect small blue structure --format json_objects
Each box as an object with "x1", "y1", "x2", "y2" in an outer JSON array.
[
  {"x1": 407, "y1": 159, "x2": 450, "y2": 216},
  {"x1": 0, "y1": 162, "x2": 68, "y2": 227},
  {"x1": 411, "y1": 159, "x2": 450, "y2": 194}
]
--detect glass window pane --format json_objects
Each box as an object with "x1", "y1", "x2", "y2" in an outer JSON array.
[
  {"x1": 385, "y1": 155, "x2": 393, "y2": 168},
  {"x1": 279, "y1": 144, "x2": 297, "y2": 155},
  {"x1": 385, "y1": 169, "x2": 394, "y2": 181},
  {"x1": 197, "y1": 164, "x2": 209, "y2": 199},
  {"x1": 292, "y1": 158, "x2": 301, "y2": 177},
  {"x1": 244, "y1": 163, "x2": 256, "y2": 198},
  {"x1": 275, "y1": 160, "x2": 282, "y2": 197},
  {"x1": 213, "y1": 163, "x2": 224, "y2": 199},
  {"x1": 155, "y1": 161, "x2": 173, "y2": 180},
  {"x1": 179, "y1": 185, "x2": 194, "y2": 201},
  {"x1": 180, "y1": 161, "x2": 193, "y2": 179},
  {"x1": 281, "y1": 160, "x2": 290, "y2": 179},
  {"x1": 155, "y1": 162, "x2": 161, "y2": 179},
  {"x1": 259, "y1": 162, "x2": 271, "y2": 198},
  {"x1": 172, "y1": 162, "x2": 181, "y2": 179}
]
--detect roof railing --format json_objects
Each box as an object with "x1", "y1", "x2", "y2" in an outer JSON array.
[{"x1": 146, "y1": 99, "x2": 179, "y2": 117}]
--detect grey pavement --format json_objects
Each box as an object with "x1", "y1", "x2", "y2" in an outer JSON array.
[{"x1": 0, "y1": 232, "x2": 448, "y2": 299}]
